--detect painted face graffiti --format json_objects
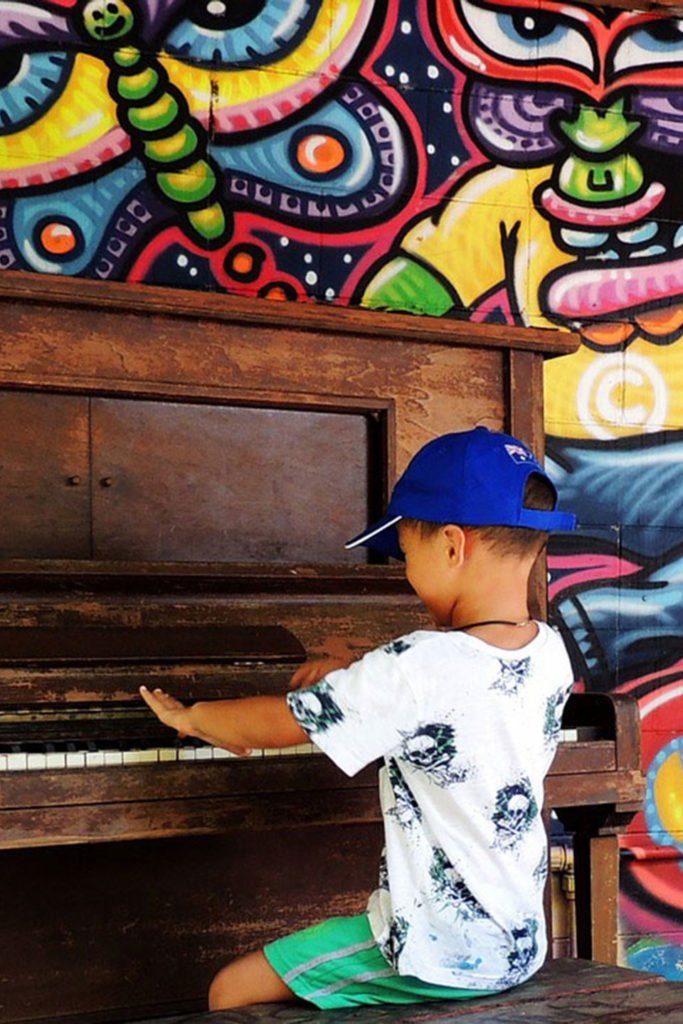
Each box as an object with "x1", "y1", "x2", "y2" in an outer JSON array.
[{"x1": 436, "y1": 0, "x2": 683, "y2": 346}]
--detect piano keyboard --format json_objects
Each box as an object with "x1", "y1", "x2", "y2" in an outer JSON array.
[
  {"x1": 0, "y1": 733, "x2": 583, "y2": 771},
  {"x1": 0, "y1": 700, "x2": 325, "y2": 771},
  {"x1": 0, "y1": 742, "x2": 320, "y2": 771}
]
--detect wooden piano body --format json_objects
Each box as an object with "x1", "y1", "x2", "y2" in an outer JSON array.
[{"x1": 0, "y1": 273, "x2": 643, "y2": 1024}]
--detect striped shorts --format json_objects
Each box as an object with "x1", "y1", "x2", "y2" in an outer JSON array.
[{"x1": 263, "y1": 913, "x2": 495, "y2": 1009}]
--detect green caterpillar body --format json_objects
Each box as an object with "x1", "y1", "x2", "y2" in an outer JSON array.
[{"x1": 82, "y1": 0, "x2": 230, "y2": 248}]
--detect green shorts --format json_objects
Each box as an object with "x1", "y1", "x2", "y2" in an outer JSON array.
[{"x1": 263, "y1": 913, "x2": 496, "y2": 1009}]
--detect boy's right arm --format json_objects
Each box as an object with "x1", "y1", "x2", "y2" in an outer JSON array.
[
  {"x1": 140, "y1": 652, "x2": 357, "y2": 752},
  {"x1": 139, "y1": 686, "x2": 308, "y2": 753}
]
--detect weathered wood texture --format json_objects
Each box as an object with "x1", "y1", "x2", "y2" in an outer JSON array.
[
  {"x1": 0, "y1": 272, "x2": 576, "y2": 609},
  {"x1": 0, "y1": 272, "x2": 579, "y2": 356},
  {"x1": 0, "y1": 692, "x2": 644, "y2": 849},
  {"x1": 0, "y1": 825, "x2": 383, "y2": 1024},
  {"x1": 110, "y1": 961, "x2": 683, "y2": 1024}
]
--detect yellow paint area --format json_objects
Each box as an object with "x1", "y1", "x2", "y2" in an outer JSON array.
[
  {"x1": 653, "y1": 748, "x2": 683, "y2": 841},
  {"x1": 399, "y1": 161, "x2": 683, "y2": 440},
  {"x1": 0, "y1": 53, "x2": 119, "y2": 169},
  {"x1": 544, "y1": 335, "x2": 683, "y2": 439},
  {"x1": 162, "y1": 0, "x2": 370, "y2": 115}
]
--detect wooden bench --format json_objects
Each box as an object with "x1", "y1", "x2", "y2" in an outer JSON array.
[{"x1": 123, "y1": 960, "x2": 682, "y2": 1023}]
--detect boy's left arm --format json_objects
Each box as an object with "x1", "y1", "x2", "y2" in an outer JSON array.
[
  {"x1": 289, "y1": 655, "x2": 355, "y2": 690},
  {"x1": 139, "y1": 686, "x2": 308, "y2": 754}
]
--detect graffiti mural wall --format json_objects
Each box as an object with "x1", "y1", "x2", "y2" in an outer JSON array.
[{"x1": 1, "y1": 0, "x2": 682, "y2": 975}]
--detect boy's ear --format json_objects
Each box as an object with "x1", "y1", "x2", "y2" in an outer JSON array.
[{"x1": 442, "y1": 524, "x2": 467, "y2": 567}]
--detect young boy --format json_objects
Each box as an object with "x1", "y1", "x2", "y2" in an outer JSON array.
[{"x1": 140, "y1": 426, "x2": 576, "y2": 1010}]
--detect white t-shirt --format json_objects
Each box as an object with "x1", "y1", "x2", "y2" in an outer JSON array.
[{"x1": 286, "y1": 623, "x2": 574, "y2": 991}]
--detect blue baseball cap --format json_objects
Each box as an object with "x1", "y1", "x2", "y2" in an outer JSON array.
[{"x1": 346, "y1": 427, "x2": 576, "y2": 559}]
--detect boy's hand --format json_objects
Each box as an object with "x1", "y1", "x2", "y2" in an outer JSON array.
[
  {"x1": 139, "y1": 686, "x2": 252, "y2": 756},
  {"x1": 139, "y1": 686, "x2": 193, "y2": 736},
  {"x1": 289, "y1": 657, "x2": 353, "y2": 690}
]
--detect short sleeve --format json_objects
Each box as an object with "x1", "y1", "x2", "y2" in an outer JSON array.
[{"x1": 286, "y1": 642, "x2": 420, "y2": 776}]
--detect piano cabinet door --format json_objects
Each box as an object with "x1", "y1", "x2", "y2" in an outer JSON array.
[
  {"x1": 0, "y1": 391, "x2": 90, "y2": 559},
  {"x1": 90, "y1": 397, "x2": 382, "y2": 563}
]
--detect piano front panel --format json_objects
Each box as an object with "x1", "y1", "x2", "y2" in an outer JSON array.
[
  {"x1": 1, "y1": 826, "x2": 383, "y2": 1023},
  {"x1": 0, "y1": 392, "x2": 91, "y2": 559}
]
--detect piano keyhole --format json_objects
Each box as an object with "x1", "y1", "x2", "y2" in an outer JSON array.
[{"x1": 100, "y1": 477, "x2": 114, "y2": 488}]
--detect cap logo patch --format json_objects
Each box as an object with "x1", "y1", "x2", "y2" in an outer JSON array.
[{"x1": 504, "y1": 443, "x2": 534, "y2": 464}]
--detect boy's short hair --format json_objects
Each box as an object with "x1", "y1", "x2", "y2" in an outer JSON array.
[{"x1": 401, "y1": 473, "x2": 555, "y2": 558}]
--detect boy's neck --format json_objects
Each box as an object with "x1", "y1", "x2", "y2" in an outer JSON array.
[
  {"x1": 449, "y1": 607, "x2": 538, "y2": 649},
  {"x1": 447, "y1": 556, "x2": 535, "y2": 637}
]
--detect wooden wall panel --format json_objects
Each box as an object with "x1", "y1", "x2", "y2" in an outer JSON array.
[
  {"x1": 0, "y1": 392, "x2": 90, "y2": 559},
  {"x1": 90, "y1": 399, "x2": 372, "y2": 563}
]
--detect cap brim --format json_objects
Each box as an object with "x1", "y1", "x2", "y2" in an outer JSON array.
[{"x1": 345, "y1": 514, "x2": 403, "y2": 560}]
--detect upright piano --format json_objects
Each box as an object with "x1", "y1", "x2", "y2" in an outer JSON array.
[{"x1": 0, "y1": 273, "x2": 643, "y2": 1023}]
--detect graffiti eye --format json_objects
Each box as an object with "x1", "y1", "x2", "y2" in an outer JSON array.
[
  {"x1": 0, "y1": 48, "x2": 73, "y2": 133},
  {"x1": 290, "y1": 128, "x2": 350, "y2": 181},
  {"x1": 457, "y1": 0, "x2": 594, "y2": 72},
  {"x1": 33, "y1": 216, "x2": 85, "y2": 263},
  {"x1": 164, "y1": 0, "x2": 317, "y2": 66},
  {"x1": 612, "y1": 20, "x2": 683, "y2": 74}
]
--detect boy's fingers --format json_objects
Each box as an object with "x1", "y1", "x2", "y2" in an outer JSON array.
[
  {"x1": 152, "y1": 688, "x2": 184, "y2": 710},
  {"x1": 139, "y1": 685, "x2": 159, "y2": 710},
  {"x1": 288, "y1": 667, "x2": 304, "y2": 688},
  {"x1": 290, "y1": 671, "x2": 316, "y2": 690},
  {"x1": 289, "y1": 665, "x2": 316, "y2": 689},
  {"x1": 139, "y1": 685, "x2": 183, "y2": 719}
]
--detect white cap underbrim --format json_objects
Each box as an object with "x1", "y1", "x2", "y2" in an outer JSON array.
[{"x1": 345, "y1": 514, "x2": 403, "y2": 558}]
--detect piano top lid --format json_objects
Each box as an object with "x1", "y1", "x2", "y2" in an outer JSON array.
[
  {"x1": 0, "y1": 625, "x2": 306, "y2": 666},
  {"x1": 0, "y1": 270, "x2": 580, "y2": 357}
]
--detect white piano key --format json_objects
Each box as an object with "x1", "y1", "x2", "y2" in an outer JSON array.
[
  {"x1": 158, "y1": 747, "x2": 179, "y2": 762},
  {"x1": 0, "y1": 753, "x2": 9, "y2": 771},
  {"x1": 194, "y1": 746, "x2": 213, "y2": 761},
  {"x1": 559, "y1": 728, "x2": 578, "y2": 743},
  {"x1": 212, "y1": 747, "x2": 237, "y2": 759},
  {"x1": 85, "y1": 750, "x2": 105, "y2": 768},
  {"x1": 178, "y1": 748, "x2": 196, "y2": 761},
  {"x1": 66, "y1": 752, "x2": 85, "y2": 769},
  {"x1": 27, "y1": 753, "x2": 48, "y2": 770},
  {"x1": 123, "y1": 749, "x2": 159, "y2": 765},
  {"x1": 103, "y1": 750, "x2": 123, "y2": 767},
  {"x1": 45, "y1": 752, "x2": 67, "y2": 770},
  {"x1": 263, "y1": 747, "x2": 280, "y2": 756},
  {"x1": 7, "y1": 752, "x2": 27, "y2": 771}
]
